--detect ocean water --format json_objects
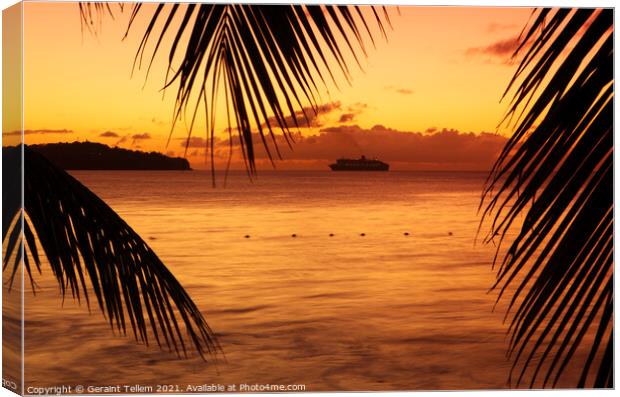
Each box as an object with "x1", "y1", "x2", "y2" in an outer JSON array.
[{"x1": 17, "y1": 171, "x2": 582, "y2": 391}]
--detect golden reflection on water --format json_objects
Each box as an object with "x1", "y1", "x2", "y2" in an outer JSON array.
[{"x1": 19, "y1": 171, "x2": 586, "y2": 390}]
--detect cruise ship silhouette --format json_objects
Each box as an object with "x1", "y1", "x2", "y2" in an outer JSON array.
[{"x1": 329, "y1": 156, "x2": 390, "y2": 171}]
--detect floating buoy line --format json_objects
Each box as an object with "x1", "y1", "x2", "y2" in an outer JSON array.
[{"x1": 241, "y1": 232, "x2": 455, "y2": 239}]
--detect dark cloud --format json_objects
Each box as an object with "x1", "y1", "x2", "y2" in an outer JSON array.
[
  {"x1": 337, "y1": 103, "x2": 369, "y2": 124},
  {"x1": 219, "y1": 101, "x2": 356, "y2": 133},
  {"x1": 116, "y1": 135, "x2": 129, "y2": 145},
  {"x1": 131, "y1": 133, "x2": 151, "y2": 140},
  {"x1": 4, "y1": 128, "x2": 73, "y2": 136},
  {"x1": 213, "y1": 124, "x2": 508, "y2": 171},
  {"x1": 464, "y1": 35, "x2": 533, "y2": 66},
  {"x1": 263, "y1": 101, "x2": 341, "y2": 129},
  {"x1": 466, "y1": 36, "x2": 520, "y2": 57},
  {"x1": 179, "y1": 137, "x2": 207, "y2": 148},
  {"x1": 112, "y1": 133, "x2": 149, "y2": 147},
  {"x1": 99, "y1": 131, "x2": 120, "y2": 138},
  {"x1": 339, "y1": 113, "x2": 356, "y2": 123},
  {"x1": 395, "y1": 88, "x2": 414, "y2": 95},
  {"x1": 385, "y1": 86, "x2": 414, "y2": 95}
]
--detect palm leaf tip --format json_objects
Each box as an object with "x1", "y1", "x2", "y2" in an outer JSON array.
[
  {"x1": 480, "y1": 8, "x2": 613, "y2": 389},
  {"x1": 2, "y1": 145, "x2": 221, "y2": 360}
]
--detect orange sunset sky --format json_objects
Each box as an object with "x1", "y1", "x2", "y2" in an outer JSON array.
[{"x1": 9, "y1": 2, "x2": 535, "y2": 170}]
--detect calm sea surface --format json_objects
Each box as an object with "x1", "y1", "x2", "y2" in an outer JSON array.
[{"x1": 20, "y1": 170, "x2": 578, "y2": 391}]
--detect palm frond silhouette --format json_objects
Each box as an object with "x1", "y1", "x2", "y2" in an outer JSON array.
[
  {"x1": 81, "y1": 2, "x2": 390, "y2": 176},
  {"x1": 480, "y1": 8, "x2": 613, "y2": 388},
  {"x1": 3, "y1": 146, "x2": 219, "y2": 359},
  {"x1": 3, "y1": 3, "x2": 386, "y2": 358}
]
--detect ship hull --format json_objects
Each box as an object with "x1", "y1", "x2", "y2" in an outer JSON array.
[{"x1": 329, "y1": 164, "x2": 389, "y2": 171}]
